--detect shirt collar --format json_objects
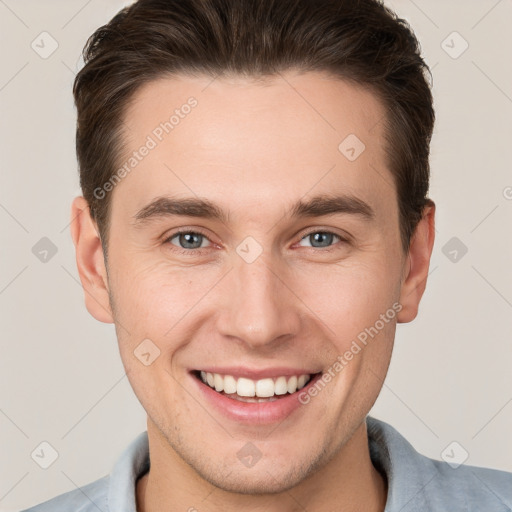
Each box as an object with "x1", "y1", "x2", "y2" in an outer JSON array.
[
  {"x1": 107, "y1": 430, "x2": 150, "y2": 512},
  {"x1": 366, "y1": 416, "x2": 438, "y2": 511}
]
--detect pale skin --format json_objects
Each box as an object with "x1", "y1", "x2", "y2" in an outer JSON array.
[{"x1": 70, "y1": 70, "x2": 435, "y2": 511}]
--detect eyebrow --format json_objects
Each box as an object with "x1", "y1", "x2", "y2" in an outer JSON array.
[{"x1": 132, "y1": 193, "x2": 375, "y2": 226}]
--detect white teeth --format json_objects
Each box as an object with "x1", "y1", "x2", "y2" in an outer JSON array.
[
  {"x1": 287, "y1": 375, "x2": 298, "y2": 394},
  {"x1": 237, "y1": 377, "x2": 256, "y2": 397},
  {"x1": 297, "y1": 375, "x2": 308, "y2": 390},
  {"x1": 213, "y1": 373, "x2": 224, "y2": 392},
  {"x1": 198, "y1": 371, "x2": 312, "y2": 398},
  {"x1": 223, "y1": 374, "x2": 237, "y2": 394},
  {"x1": 255, "y1": 378, "x2": 274, "y2": 398},
  {"x1": 274, "y1": 376, "x2": 288, "y2": 395}
]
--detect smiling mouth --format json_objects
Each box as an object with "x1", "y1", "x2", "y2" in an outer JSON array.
[{"x1": 192, "y1": 370, "x2": 320, "y2": 402}]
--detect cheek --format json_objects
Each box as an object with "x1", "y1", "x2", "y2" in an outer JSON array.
[
  {"x1": 108, "y1": 258, "x2": 224, "y2": 345},
  {"x1": 301, "y1": 261, "x2": 399, "y2": 419},
  {"x1": 296, "y1": 256, "x2": 401, "y2": 344}
]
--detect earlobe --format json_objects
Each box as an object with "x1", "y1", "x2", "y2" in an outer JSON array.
[
  {"x1": 70, "y1": 196, "x2": 114, "y2": 324},
  {"x1": 397, "y1": 200, "x2": 436, "y2": 324}
]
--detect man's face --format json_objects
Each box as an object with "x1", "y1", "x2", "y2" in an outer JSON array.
[{"x1": 97, "y1": 71, "x2": 408, "y2": 492}]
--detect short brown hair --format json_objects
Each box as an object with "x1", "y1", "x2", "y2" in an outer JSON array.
[{"x1": 73, "y1": 0, "x2": 434, "y2": 257}]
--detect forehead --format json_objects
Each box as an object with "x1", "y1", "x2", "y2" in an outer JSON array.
[{"x1": 115, "y1": 71, "x2": 395, "y2": 223}]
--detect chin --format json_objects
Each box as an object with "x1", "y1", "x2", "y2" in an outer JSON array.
[
  {"x1": 195, "y1": 462, "x2": 310, "y2": 495},
  {"x1": 172, "y1": 435, "x2": 333, "y2": 496}
]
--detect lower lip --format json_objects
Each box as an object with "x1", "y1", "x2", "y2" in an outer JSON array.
[{"x1": 191, "y1": 372, "x2": 322, "y2": 425}]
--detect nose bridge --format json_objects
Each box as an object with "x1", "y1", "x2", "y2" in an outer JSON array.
[{"x1": 218, "y1": 249, "x2": 300, "y2": 348}]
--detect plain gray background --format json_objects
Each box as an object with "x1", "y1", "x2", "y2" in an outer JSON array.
[{"x1": 1, "y1": 1, "x2": 511, "y2": 511}]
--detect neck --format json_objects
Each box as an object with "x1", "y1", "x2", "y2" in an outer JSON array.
[{"x1": 136, "y1": 419, "x2": 387, "y2": 512}]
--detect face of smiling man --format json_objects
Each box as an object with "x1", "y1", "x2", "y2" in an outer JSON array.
[{"x1": 71, "y1": 70, "x2": 435, "y2": 510}]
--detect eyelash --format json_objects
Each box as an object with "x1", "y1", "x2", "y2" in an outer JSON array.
[{"x1": 164, "y1": 228, "x2": 349, "y2": 256}]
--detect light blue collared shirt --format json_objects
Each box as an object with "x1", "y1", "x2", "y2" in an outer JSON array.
[{"x1": 21, "y1": 416, "x2": 512, "y2": 511}]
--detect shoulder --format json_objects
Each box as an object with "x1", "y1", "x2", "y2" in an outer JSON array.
[
  {"x1": 425, "y1": 458, "x2": 512, "y2": 510},
  {"x1": 19, "y1": 474, "x2": 109, "y2": 512},
  {"x1": 367, "y1": 416, "x2": 512, "y2": 511},
  {"x1": 20, "y1": 430, "x2": 149, "y2": 512}
]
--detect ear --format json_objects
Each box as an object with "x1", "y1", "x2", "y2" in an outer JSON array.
[
  {"x1": 70, "y1": 196, "x2": 114, "y2": 323},
  {"x1": 397, "y1": 200, "x2": 436, "y2": 323}
]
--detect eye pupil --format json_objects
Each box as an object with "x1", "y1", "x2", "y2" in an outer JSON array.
[
  {"x1": 311, "y1": 232, "x2": 334, "y2": 247},
  {"x1": 180, "y1": 232, "x2": 202, "y2": 249}
]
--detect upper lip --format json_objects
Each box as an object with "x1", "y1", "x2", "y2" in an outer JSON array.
[{"x1": 192, "y1": 366, "x2": 321, "y2": 380}]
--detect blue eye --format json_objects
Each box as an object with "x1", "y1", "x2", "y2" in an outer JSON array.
[
  {"x1": 166, "y1": 230, "x2": 211, "y2": 252},
  {"x1": 298, "y1": 231, "x2": 345, "y2": 249},
  {"x1": 164, "y1": 228, "x2": 348, "y2": 256}
]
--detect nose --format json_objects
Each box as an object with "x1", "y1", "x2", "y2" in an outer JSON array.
[{"x1": 216, "y1": 251, "x2": 302, "y2": 351}]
